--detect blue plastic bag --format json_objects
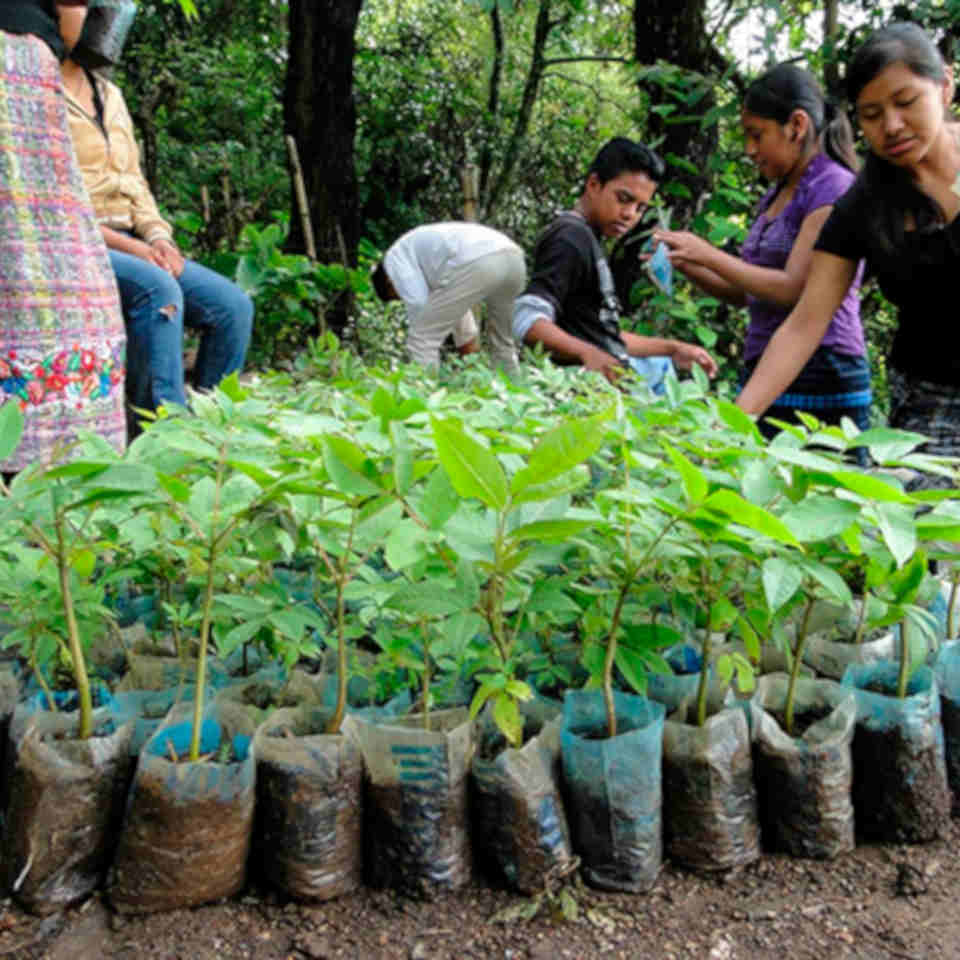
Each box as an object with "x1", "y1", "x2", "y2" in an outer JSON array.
[
  {"x1": 934, "y1": 640, "x2": 960, "y2": 813},
  {"x1": 561, "y1": 690, "x2": 664, "y2": 892}
]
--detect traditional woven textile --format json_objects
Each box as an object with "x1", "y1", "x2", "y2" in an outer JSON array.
[{"x1": 0, "y1": 30, "x2": 125, "y2": 471}]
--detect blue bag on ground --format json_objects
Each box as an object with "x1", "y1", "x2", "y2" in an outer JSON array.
[
  {"x1": 842, "y1": 662, "x2": 950, "y2": 843},
  {"x1": 252, "y1": 706, "x2": 363, "y2": 902},
  {"x1": 354, "y1": 707, "x2": 473, "y2": 899},
  {"x1": 471, "y1": 695, "x2": 574, "y2": 894},
  {"x1": 108, "y1": 700, "x2": 256, "y2": 913},
  {"x1": 1, "y1": 696, "x2": 133, "y2": 914},
  {"x1": 933, "y1": 640, "x2": 960, "y2": 814},
  {"x1": 560, "y1": 690, "x2": 664, "y2": 892}
]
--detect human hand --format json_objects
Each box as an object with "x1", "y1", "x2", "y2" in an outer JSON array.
[
  {"x1": 672, "y1": 341, "x2": 718, "y2": 378},
  {"x1": 129, "y1": 238, "x2": 169, "y2": 270},
  {"x1": 151, "y1": 238, "x2": 185, "y2": 278},
  {"x1": 580, "y1": 344, "x2": 625, "y2": 384},
  {"x1": 653, "y1": 229, "x2": 715, "y2": 269}
]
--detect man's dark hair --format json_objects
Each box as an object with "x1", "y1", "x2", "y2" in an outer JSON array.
[
  {"x1": 371, "y1": 261, "x2": 392, "y2": 301},
  {"x1": 586, "y1": 137, "x2": 665, "y2": 187}
]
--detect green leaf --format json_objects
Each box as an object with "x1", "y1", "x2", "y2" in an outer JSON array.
[
  {"x1": 710, "y1": 596, "x2": 739, "y2": 630},
  {"x1": 874, "y1": 502, "x2": 917, "y2": 569},
  {"x1": 781, "y1": 496, "x2": 861, "y2": 542},
  {"x1": 390, "y1": 421, "x2": 414, "y2": 496},
  {"x1": 511, "y1": 465, "x2": 590, "y2": 506},
  {"x1": 615, "y1": 645, "x2": 649, "y2": 694},
  {"x1": 385, "y1": 519, "x2": 434, "y2": 570},
  {"x1": 512, "y1": 410, "x2": 613, "y2": 495},
  {"x1": 432, "y1": 418, "x2": 508, "y2": 510},
  {"x1": 322, "y1": 436, "x2": 382, "y2": 498},
  {"x1": 715, "y1": 400, "x2": 762, "y2": 439},
  {"x1": 507, "y1": 518, "x2": 593, "y2": 544},
  {"x1": 661, "y1": 440, "x2": 708, "y2": 505},
  {"x1": 70, "y1": 549, "x2": 96, "y2": 579},
  {"x1": 701, "y1": 489, "x2": 800, "y2": 545},
  {"x1": 420, "y1": 467, "x2": 460, "y2": 530},
  {"x1": 493, "y1": 692, "x2": 523, "y2": 747},
  {"x1": 762, "y1": 557, "x2": 804, "y2": 611},
  {"x1": 0, "y1": 402, "x2": 24, "y2": 463}
]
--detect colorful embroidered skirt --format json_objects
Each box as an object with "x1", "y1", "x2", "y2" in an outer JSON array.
[{"x1": 0, "y1": 31, "x2": 126, "y2": 471}]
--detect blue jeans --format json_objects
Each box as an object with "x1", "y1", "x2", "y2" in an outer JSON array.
[{"x1": 110, "y1": 251, "x2": 253, "y2": 435}]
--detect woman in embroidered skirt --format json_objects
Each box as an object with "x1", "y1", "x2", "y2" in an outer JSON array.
[{"x1": 0, "y1": 1, "x2": 126, "y2": 472}]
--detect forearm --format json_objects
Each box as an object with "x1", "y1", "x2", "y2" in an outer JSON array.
[
  {"x1": 697, "y1": 246, "x2": 802, "y2": 309},
  {"x1": 621, "y1": 332, "x2": 684, "y2": 358},
  {"x1": 523, "y1": 319, "x2": 598, "y2": 364},
  {"x1": 101, "y1": 225, "x2": 144, "y2": 256},
  {"x1": 735, "y1": 251, "x2": 855, "y2": 415},
  {"x1": 679, "y1": 262, "x2": 748, "y2": 307}
]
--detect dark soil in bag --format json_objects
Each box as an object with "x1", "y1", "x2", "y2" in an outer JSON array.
[
  {"x1": 662, "y1": 703, "x2": 760, "y2": 872},
  {"x1": 843, "y1": 663, "x2": 950, "y2": 844},
  {"x1": 1, "y1": 705, "x2": 133, "y2": 914},
  {"x1": 355, "y1": 708, "x2": 473, "y2": 900},
  {"x1": 107, "y1": 701, "x2": 256, "y2": 913},
  {"x1": 252, "y1": 708, "x2": 363, "y2": 902},
  {"x1": 471, "y1": 701, "x2": 573, "y2": 894}
]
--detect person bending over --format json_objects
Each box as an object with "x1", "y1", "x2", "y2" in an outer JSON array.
[
  {"x1": 512, "y1": 137, "x2": 717, "y2": 391},
  {"x1": 371, "y1": 222, "x2": 526, "y2": 376}
]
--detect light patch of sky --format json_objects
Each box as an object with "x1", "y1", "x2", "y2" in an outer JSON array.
[{"x1": 721, "y1": 1, "x2": 878, "y2": 73}]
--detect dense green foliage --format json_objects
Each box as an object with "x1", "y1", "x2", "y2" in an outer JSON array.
[{"x1": 111, "y1": 0, "x2": 960, "y2": 399}]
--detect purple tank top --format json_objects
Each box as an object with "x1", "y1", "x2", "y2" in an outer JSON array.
[{"x1": 741, "y1": 152, "x2": 865, "y2": 363}]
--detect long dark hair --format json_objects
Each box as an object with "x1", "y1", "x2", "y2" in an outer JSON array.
[
  {"x1": 744, "y1": 63, "x2": 859, "y2": 173},
  {"x1": 847, "y1": 23, "x2": 948, "y2": 255}
]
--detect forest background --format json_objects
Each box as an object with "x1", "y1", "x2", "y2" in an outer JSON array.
[{"x1": 126, "y1": 0, "x2": 960, "y2": 414}]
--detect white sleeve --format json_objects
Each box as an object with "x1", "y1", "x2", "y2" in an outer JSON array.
[{"x1": 512, "y1": 294, "x2": 556, "y2": 341}]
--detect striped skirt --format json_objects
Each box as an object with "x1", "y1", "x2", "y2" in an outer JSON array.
[
  {"x1": 889, "y1": 367, "x2": 960, "y2": 492},
  {"x1": 0, "y1": 31, "x2": 126, "y2": 471},
  {"x1": 741, "y1": 346, "x2": 872, "y2": 441}
]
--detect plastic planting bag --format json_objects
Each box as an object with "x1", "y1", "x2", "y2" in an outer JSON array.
[
  {"x1": 108, "y1": 700, "x2": 256, "y2": 913},
  {"x1": 471, "y1": 696, "x2": 574, "y2": 894},
  {"x1": 842, "y1": 662, "x2": 950, "y2": 843},
  {"x1": 116, "y1": 649, "x2": 230, "y2": 693},
  {"x1": 803, "y1": 628, "x2": 897, "y2": 680},
  {"x1": 355, "y1": 707, "x2": 473, "y2": 899},
  {"x1": 933, "y1": 640, "x2": 960, "y2": 814},
  {"x1": 750, "y1": 674, "x2": 856, "y2": 858},
  {"x1": 661, "y1": 699, "x2": 760, "y2": 871},
  {"x1": 1, "y1": 703, "x2": 133, "y2": 914},
  {"x1": 112, "y1": 686, "x2": 201, "y2": 756},
  {"x1": 560, "y1": 690, "x2": 664, "y2": 893},
  {"x1": 252, "y1": 707, "x2": 363, "y2": 901}
]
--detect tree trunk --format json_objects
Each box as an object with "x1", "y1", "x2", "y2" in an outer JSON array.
[
  {"x1": 284, "y1": 0, "x2": 364, "y2": 335},
  {"x1": 613, "y1": 0, "x2": 725, "y2": 306}
]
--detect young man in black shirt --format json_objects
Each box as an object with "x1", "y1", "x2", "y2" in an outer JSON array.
[{"x1": 513, "y1": 137, "x2": 717, "y2": 387}]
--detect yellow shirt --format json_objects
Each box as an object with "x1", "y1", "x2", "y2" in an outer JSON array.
[{"x1": 65, "y1": 74, "x2": 173, "y2": 245}]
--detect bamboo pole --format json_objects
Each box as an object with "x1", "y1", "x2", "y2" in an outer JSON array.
[{"x1": 286, "y1": 135, "x2": 317, "y2": 262}]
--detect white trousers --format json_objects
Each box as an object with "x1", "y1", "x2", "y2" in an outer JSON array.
[{"x1": 406, "y1": 245, "x2": 526, "y2": 376}]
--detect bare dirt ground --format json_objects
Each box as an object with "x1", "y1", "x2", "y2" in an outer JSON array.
[{"x1": 5, "y1": 819, "x2": 960, "y2": 960}]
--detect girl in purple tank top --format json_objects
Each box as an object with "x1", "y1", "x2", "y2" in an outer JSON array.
[{"x1": 654, "y1": 64, "x2": 871, "y2": 437}]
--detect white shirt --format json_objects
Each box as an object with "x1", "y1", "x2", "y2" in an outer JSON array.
[{"x1": 384, "y1": 222, "x2": 519, "y2": 317}]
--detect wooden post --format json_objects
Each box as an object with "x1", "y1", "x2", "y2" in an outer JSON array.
[
  {"x1": 460, "y1": 163, "x2": 480, "y2": 221},
  {"x1": 286, "y1": 135, "x2": 317, "y2": 262},
  {"x1": 221, "y1": 173, "x2": 233, "y2": 247},
  {"x1": 201, "y1": 185, "x2": 210, "y2": 225}
]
